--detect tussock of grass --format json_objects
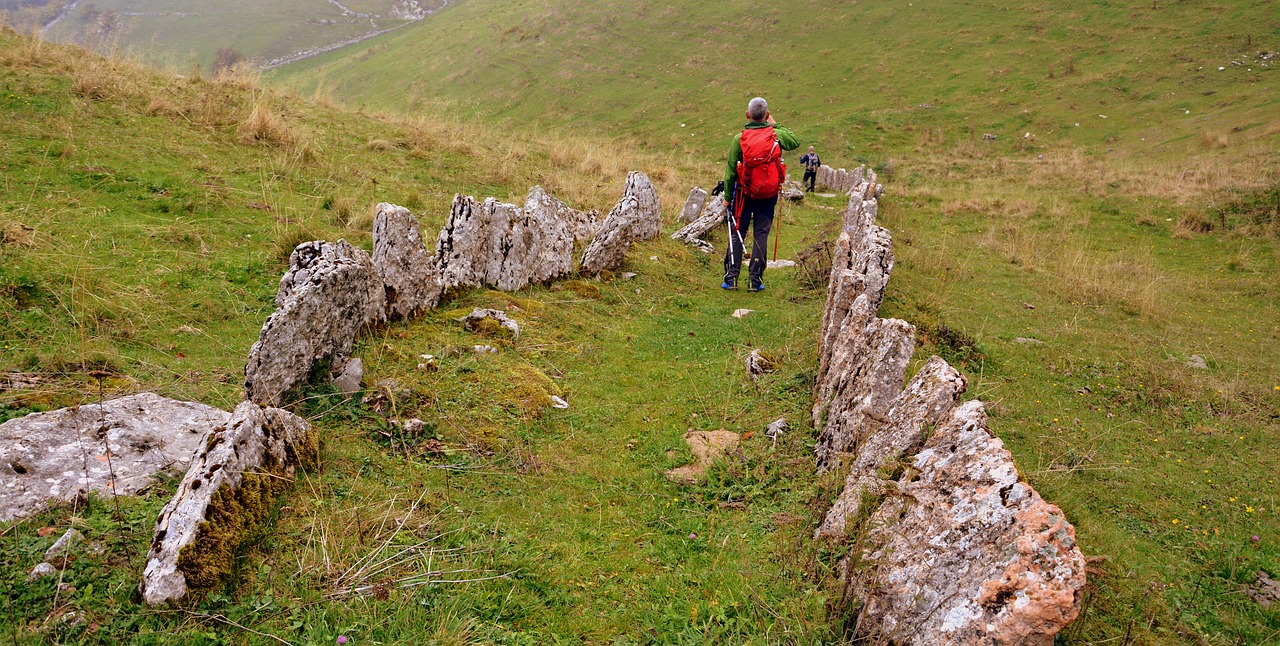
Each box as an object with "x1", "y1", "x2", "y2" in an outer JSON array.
[{"x1": 238, "y1": 101, "x2": 298, "y2": 146}]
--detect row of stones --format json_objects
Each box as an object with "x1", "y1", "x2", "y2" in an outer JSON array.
[
  {"x1": 810, "y1": 175, "x2": 1087, "y2": 645},
  {"x1": 141, "y1": 174, "x2": 662, "y2": 606}
]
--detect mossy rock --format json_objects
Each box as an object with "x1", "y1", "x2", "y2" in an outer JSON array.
[
  {"x1": 563, "y1": 280, "x2": 601, "y2": 298},
  {"x1": 501, "y1": 363, "x2": 562, "y2": 418}
]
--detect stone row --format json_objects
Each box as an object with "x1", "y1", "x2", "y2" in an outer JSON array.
[
  {"x1": 811, "y1": 172, "x2": 1086, "y2": 644},
  {"x1": 816, "y1": 164, "x2": 878, "y2": 194}
]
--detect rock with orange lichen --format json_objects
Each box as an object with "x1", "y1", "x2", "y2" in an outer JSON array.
[{"x1": 851, "y1": 400, "x2": 1086, "y2": 645}]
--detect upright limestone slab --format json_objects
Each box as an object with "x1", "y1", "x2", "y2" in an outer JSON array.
[
  {"x1": 679, "y1": 187, "x2": 708, "y2": 223},
  {"x1": 245, "y1": 240, "x2": 385, "y2": 406},
  {"x1": 140, "y1": 402, "x2": 315, "y2": 606},
  {"x1": 373, "y1": 202, "x2": 442, "y2": 318},
  {"x1": 671, "y1": 196, "x2": 726, "y2": 254},
  {"x1": 580, "y1": 196, "x2": 642, "y2": 274},
  {"x1": 623, "y1": 171, "x2": 662, "y2": 240},
  {"x1": 520, "y1": 186, "x2": 582, "y2": 284},
  {"x1": 0, "y1": 393, "x2": 230, "y2": 522},
  {"x1": 853, "y1": 401, "x2": 1086, "y2": 644}
]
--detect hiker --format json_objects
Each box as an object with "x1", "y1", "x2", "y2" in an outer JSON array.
[
  {"x1": 721, "y1": 97, "x2": 800, "y2": 292},
  {"x1": 799, "y1": 146, "x2": 821, "y2": 192}
]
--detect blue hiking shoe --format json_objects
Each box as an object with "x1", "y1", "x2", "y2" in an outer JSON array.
[
  {"x1": 721, "y1": 281, "x2": 738, "y2": 290},
  {"x1": 748, "y1": 283, "x2": 766, "y2": 292}
]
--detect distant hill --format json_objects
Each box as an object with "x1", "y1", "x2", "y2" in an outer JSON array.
[{"x1": 34, "y1": 0, "x2": 448, "y2": 71}]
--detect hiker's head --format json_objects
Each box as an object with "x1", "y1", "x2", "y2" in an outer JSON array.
[
  {"x1": 808, "y1": 146, "x2": 815, "y2": 153},
  {"x1": 746, "y1": 97, "x2": 768, "y2": 122}
]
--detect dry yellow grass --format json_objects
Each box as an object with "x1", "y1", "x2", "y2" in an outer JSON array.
[{"x1": 238, "y1": 101, "x2": 298, "y2": 146}]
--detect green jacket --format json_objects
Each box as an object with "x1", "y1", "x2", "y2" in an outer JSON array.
[{"x1": 724, "y1": 122, "x2": 800, "y2": 203}]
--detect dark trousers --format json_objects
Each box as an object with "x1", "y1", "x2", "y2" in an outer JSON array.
[
  {"x1": 723, "y1": 194, "x2": 778, "y2": 288},
  {"x1": 803, "y1": 169, "x2": 817, "y2": 191}
]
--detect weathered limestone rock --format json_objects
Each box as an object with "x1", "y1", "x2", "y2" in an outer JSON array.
[
  {"x1": 44, "y1": 528, "x2": 82, "y2": 564},
  {"x1": 852, "y1": 401, "x2": 1086, "y2": 645},
  {"x1": 816, "y1": 356, "x2": 966, "y2": 539},
  {"x1": 679, "y1": 187, "x2": 708, "y2": 223},
  {"x1": 434, "y1": 189, "x2": 585, "y2": 295},
  {"x1": 246, "y1": 239, "x2": 385, "y2": 407},
  {"x1": 27, "y1": 562, "x2": 57, "y2": 581},
  {"x1": 520, "y1": 186, "x2": 581, "y2": 282},
  {"x1": 664, "y1": 430, "x2": 740, "y2": 484},
  {"x1": 456, "y1": 308, "x2": 520, "y2": 339},
  {"x1": 580, "y1": 196, "x2": 643, "y2": 274},
  {"x1": 140, "y1": 401, "x2": 315, "y2": 607},
  {"x1": 331, "y1": 357, "x2": 364, "y2": 398},
  {"x1": 746, "y1": 349, "x2": 776, "y2": 381},
  {"x1": 781, "y1": 184, "x2": 805, "y2": 203},
  {"x1": 373, "y1": 202, "x2": 442, "y2": 318},
  {"x1": 670, "y1": 196, "x2": 726, "y2": 253},
  {"x1": 623, "y1": 171, "x2": 662, "y2": 240},
  {"x1": 0, "y1": 393, "x2": 230, "y2": 522}
]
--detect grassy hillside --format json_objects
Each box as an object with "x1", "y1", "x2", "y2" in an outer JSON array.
[
  {"x1": 37, "y1": 0, "x2": 446, "y2": 71},
  {"x1": 0, "y1": 26, "x2": 856, "y2": 644},
  {"x1": 271, "y1": 0, "x2": 1280, "y2": 643}
]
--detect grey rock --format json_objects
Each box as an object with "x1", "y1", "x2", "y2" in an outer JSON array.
[
  {"x1": 622, "y1": 171, "x2": 662, "y2": 240},
  {"x1": 44, "y1": 528, "x2": 83, "y2": 564},
  {"x1": 671, "y1": 196, "x2": 726, "y2": 253},
  {"x1": 816, "y1": 356, "x2": 966, "y2": 539},
  {"x1": 580, "y1": 197, "x2": 643, "y2": 274},
  {"x1": 0, "y1": 393, "x2": 230, "y2": 522},
  {"x1": 331, "y1": 357, "x2": 364, "y2": 397},
  {"x1": 746, "y1": 349, "x2": 775, "y2": 381},
  {"x1": 456, "y1": 308, "x2": 520, "y2": 339},
  {"x1": 140, "y1": 402, "x2": 313, "y2": 607},
  {"x1": 1187, "y1": 354, "x2": 1208, "y2": 370},
  {"x1": 780, "y1": 185, "x2": 805, "y2": 203},
  {"x1": 1014, "y1": 337, "x2": 1046, "y2": 345},
  {"x1": 520, "y1": 186, "x2": 582, "y2": 282},
  {"x1": 247, "y1": 239, "x2": 385, "y2": 407},
  {"x1": 765, "y1": 418, "x2": 789, "y2": 440},
  {"x1": 679, "y1": 187, "x2": 708, "y2": 223},
  {"x1": 852, "y1": 401, "x2": 1086, "y2": 645},
  {"x1": 767, "y1": 259, "x2": 796, "y2": 269},
  {"x1": 28, "y1": 562, "x2": 57, "y2": 581},
  {"x1": 373, "y1": 202, "x2": 442, "y2": 318}
]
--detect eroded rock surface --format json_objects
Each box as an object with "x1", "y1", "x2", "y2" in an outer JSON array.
[
  {"x1": 373, "y1": 202, "x2": 442, "y2": 318},
  {"x1": 852, "y1": 401, "x2": 1086, "y2": 645},
  {"x1": 0, "y1": 393, "x2": 230, "y2": 522},
  {"x1": 246, "y1": 239, "x2": 385, "y2": 407},
  {"x1": 679, "y1": 187, "x2": 708, "y2": 223},
  {"x1": 816, "y1": 356, "x2": 966, "y2": 539},
  {"x1": 140, "y1": 402, "x2": 314, "y2": 606},
  {"x1": 456, "y1": 308, "x2": 520, "y2": 339},
  {"x1": 671, "y1": 197, "x2": 726, "y2": 253},
  {"x1": 580, "y1": 196, "x2": 643, "y2": 274},
  {"x1": 623, "y1": 171, "x2": 662, "y2": 240}
]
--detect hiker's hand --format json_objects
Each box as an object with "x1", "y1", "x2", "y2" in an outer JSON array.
[
  {"x1": 723, "y1": 198, "x2": 730, "y2": 207},
  {"x1": 766, "y1": 111, "x2": 776, "y2": 125}
]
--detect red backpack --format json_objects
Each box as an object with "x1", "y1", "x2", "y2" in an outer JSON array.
[{"x1": 736, "y1": 126, "x2": 785, "y2": 200}]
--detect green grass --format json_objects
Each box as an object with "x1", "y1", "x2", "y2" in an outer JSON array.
[{"x1": 36, "y1": 0, "x2": 446, "y2": 72}]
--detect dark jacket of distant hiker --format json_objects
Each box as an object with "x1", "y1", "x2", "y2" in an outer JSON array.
[{"x1": 800, "y1": 151, "x2": 821, "y2": 191}]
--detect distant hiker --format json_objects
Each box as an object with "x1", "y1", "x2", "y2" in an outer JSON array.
[
  {"x1": 722, "y1": 97, "x2": 799, "y2": 292},
  {"x1": 799, "y1": 146, "x2": 821, "y2": 192}
]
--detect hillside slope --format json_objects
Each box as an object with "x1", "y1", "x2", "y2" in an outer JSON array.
[{"x1": 272, "y1": 1, "x2": 1280, "y2": 644}]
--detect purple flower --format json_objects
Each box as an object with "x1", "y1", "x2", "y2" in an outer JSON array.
[
  {"x1": 1252, "y1": 535, "x2": 1261, "y2": 542},
  {"x1": 688, "y1": 533, "x2": 697, "y2": 539},
  {"x1": 337, "y1": 637, "x2": 348, "y2": 645}
]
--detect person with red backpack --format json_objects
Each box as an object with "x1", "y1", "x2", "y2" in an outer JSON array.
[{"x1": 721, "y1": 97, "x2": 800, "y2": 292}]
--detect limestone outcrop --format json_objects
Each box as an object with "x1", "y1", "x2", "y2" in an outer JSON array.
[
  {"x1": 811, "y1": 170, "x2": 1085, "y2": 642},
  {"x1": 852, "y1": 401, "x2": 1086, "y2": 645},
  {"x1": 670, "y1": 196, "x2": 726, "y2": 253},
  {"x1": 623, "y1": 171, "x2": 662, "y2": 240},
  {"x1": 373, "y1": 202, "x2": 442, "y2": 318},
  {"x1": 0, "y1": 393, "x2": 230, "y2": 522},
  {"x1": 580, "y1": 197, "x2": 642, "y2": 274},
  {"x1": 679, "y1": 187, "x2": 708, "y2": 223},
  {"x1": 245, "y1": 239, "x2": 385, "y2": 407},
  {"x1": 817, "y1": 164, "x2": 876, "y2": 194},
  {"x1": 140, "y1": 401, "x2": 315, "y2": 606}
]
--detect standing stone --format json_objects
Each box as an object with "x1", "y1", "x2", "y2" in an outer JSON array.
[
  {"x1": 816, "y1": 356, "x2": 966, "y2": 539},
  {"x1": 527, "y1": 185, "x2": 599, "y2": 242},
  {"x1": 623, "y1": 171, "x2": 662, "y2": 240},
  {"x1": 671, "y1": 196, "x2": 727, "y2": 254},
  {"x1": 0, "y1": 393, "x2": 230, "y2": 522},
  {"x1": 520, "y1": 186, "x2": 580, "y2": 284},
  {"x1": 434, "y1": 195, "x2": 511, "y2": 291},
  {"x1": 679, "y1": 187, "x2": 708, "y2": 223},
  {"x1": 140, "y1": 402, "x2": 315, "y2": 607},
  {"x1": 580, "y1": 196, "x2": 644, "y2": 274},
  {"x1": 373, "y1": 202, "x2": 442, "y2": 318},
  {"x1": 852, "y1": 401, "x2": 1086, "y2": 645},
  {"x1": 245, "y1": 239, "x2": 385, "y2": 407}
]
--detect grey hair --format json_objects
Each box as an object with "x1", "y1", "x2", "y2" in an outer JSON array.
[{"x1": 747, "y1": 97, "x2": 768, "y2": 121}]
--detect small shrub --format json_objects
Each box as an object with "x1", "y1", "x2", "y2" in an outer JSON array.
[{"x1": 238, "y1": 102, "x2": 297, "y2": 146}]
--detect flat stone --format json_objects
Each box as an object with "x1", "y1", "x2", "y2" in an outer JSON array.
[
  {"x1": 28, "y1": 562, "x2": 57, "y2": 581},
  {"x1": 679, "y1": 187, "x2": 708, "y2": 223},
  {"x1": 731, "y1": 308, "x2": 754, "y2": 319},
  {"x1": 1014, "y1": 337, "x2": 1046, "y2": 345},
  {"x1": 767, "y1": 259, "x2": 796, "y2": 269},
  {"x1": 246, "y1": 239, "x2": 386, "y2": 407},
  {"x1": 43, "y1": 528, "x2": 83, "y2": 564},
  {"x1": 456, "y1": 308, "x2": 520, "y2": 339},
  {"x1": 140, "y1": 402, "x2": 314, "y2": 607},
  {"x1": 331, "y1": 357, "x2": 364, "y2": 397},
  {"x1": 664, "y1": 430, "x2": 740, "y2": 484},
  {"x1": 0, "y1": 393, "x2": 230, "y2": 522},
  {"x1": 1186, "y1": 354, "x2": 1208, "y2": 370}
]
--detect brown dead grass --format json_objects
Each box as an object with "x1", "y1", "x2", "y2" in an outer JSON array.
[{"x1": 238, "y1": 101, "x2": 298, "y2": 146}]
